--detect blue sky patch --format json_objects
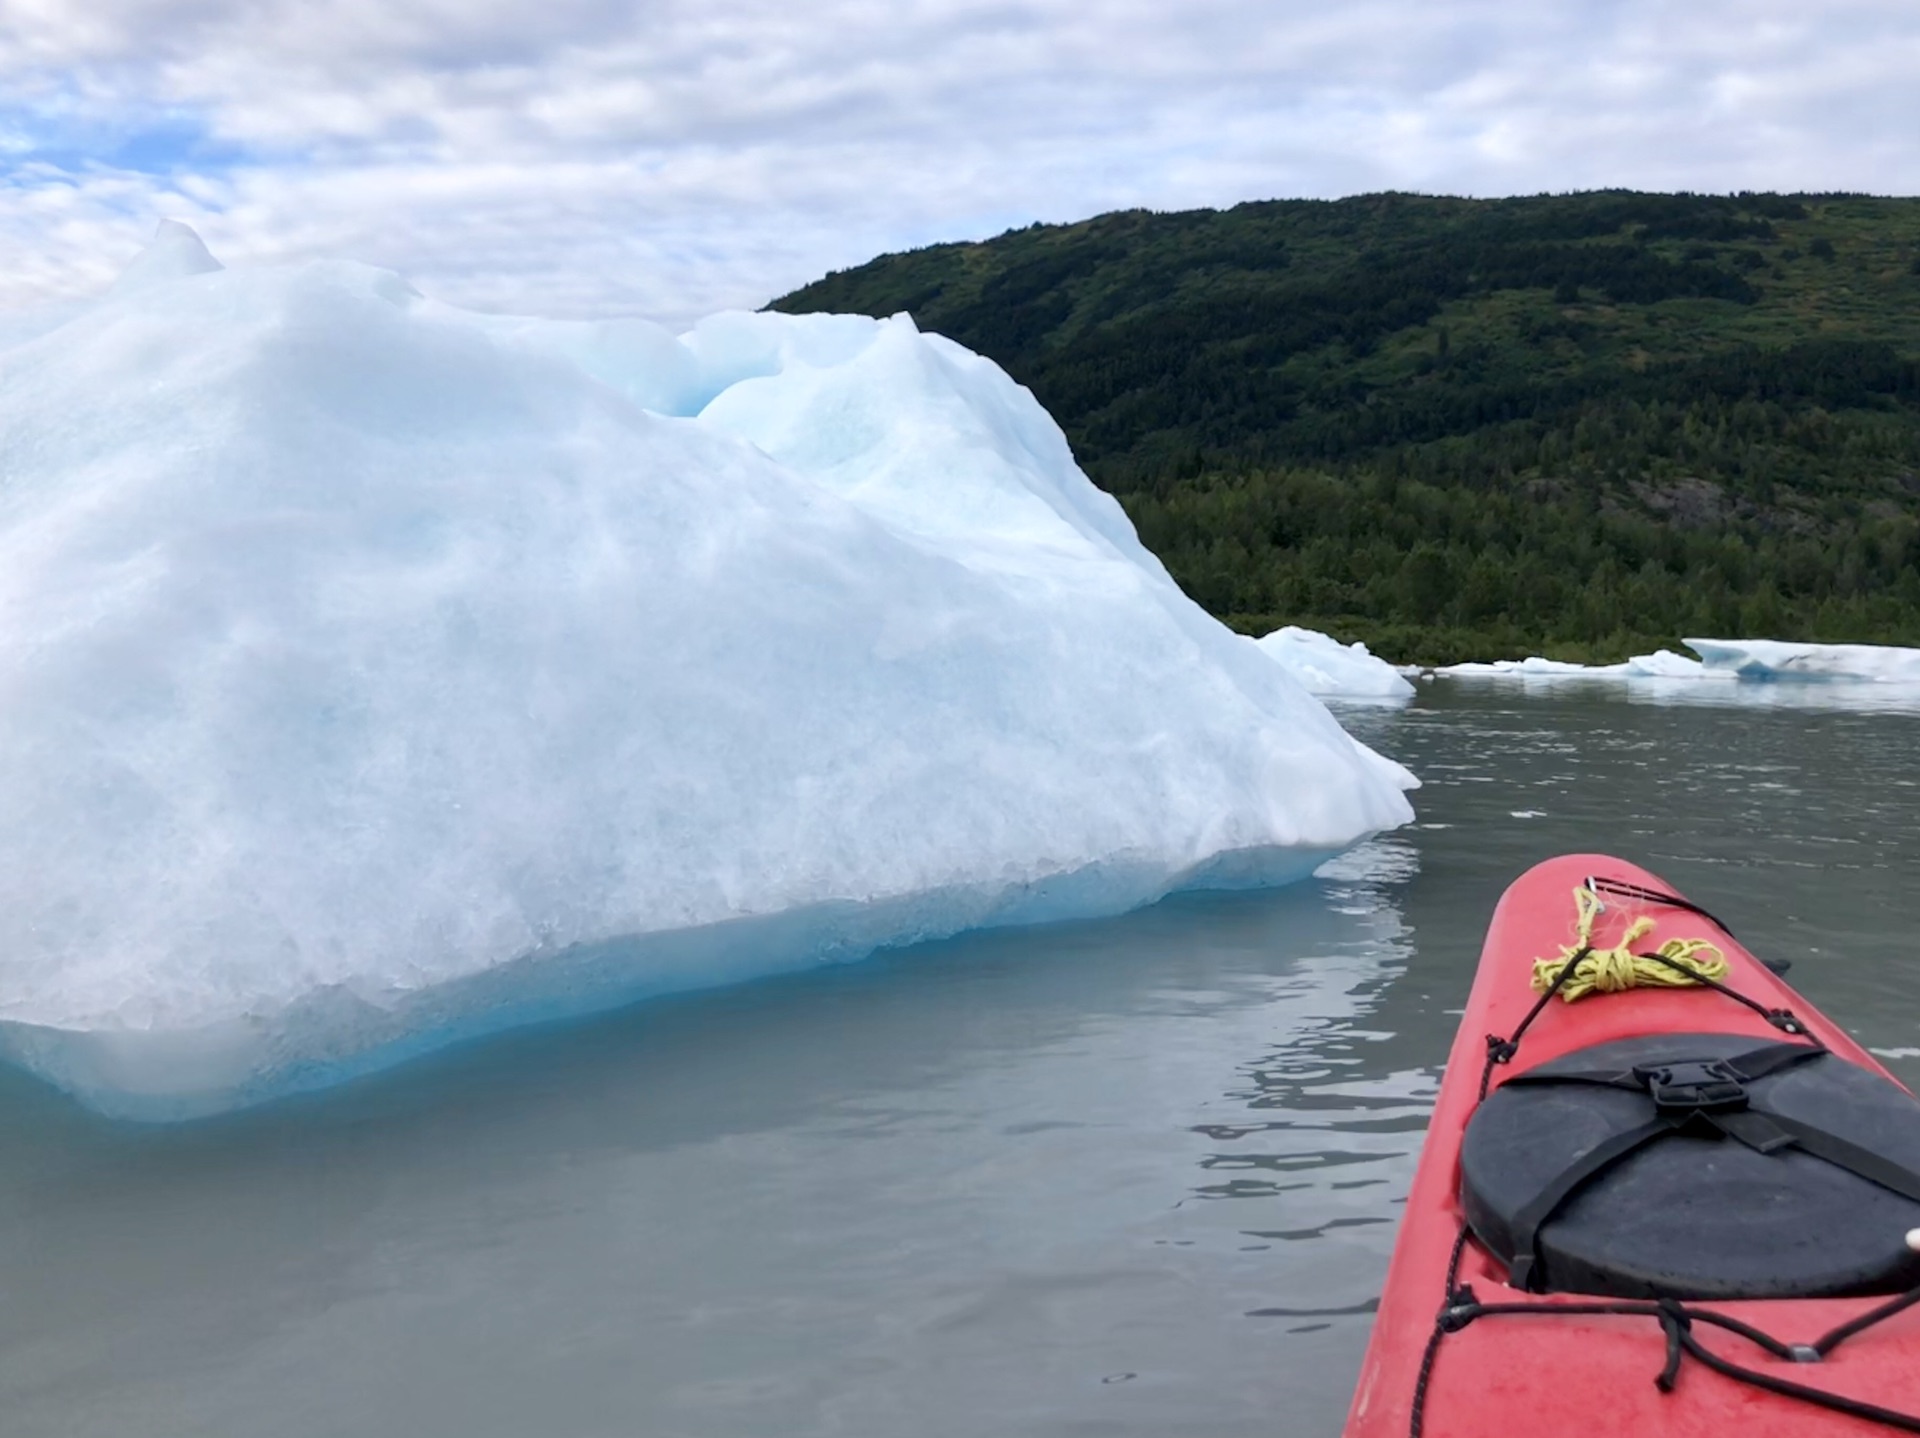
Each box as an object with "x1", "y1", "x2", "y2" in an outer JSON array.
[{"x1": 1, "y1": 106, "x2": 252, "y2": 180}]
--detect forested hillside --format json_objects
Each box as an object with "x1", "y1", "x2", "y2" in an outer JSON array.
[{"x1": 772, "y1": 192, "x2": 1920, "y2": 661}]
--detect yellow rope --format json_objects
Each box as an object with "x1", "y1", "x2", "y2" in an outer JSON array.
[{"x1": 1530, "y1": 884, "x2": 1730, "y2": 1001}]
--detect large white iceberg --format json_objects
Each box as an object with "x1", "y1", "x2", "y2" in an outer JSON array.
[
  {"x1": 0, "y1": 227, "x2": 1415, "y2": 1118},
  {"x1": 1250, "y1": 626, "x2": 1415, "y2": 701}
]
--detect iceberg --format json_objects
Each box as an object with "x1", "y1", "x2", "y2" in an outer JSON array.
[
  {"x1": 1251, "y1": 626, "x2": 1415, "y2": 701},
  {"x1": 1439, "y1": 640, "x2": 1920, "y2": 687},
  {"x1": 1437, "y1": 656, "x2": 1609, "y2": 678},
  {"x1": 1435, "y1": 649, "x2": 1720, "y2": 681},
  {"x1": 0, "y1": 226, "x2": 1415, "y2": 1119},
  {"x1": 1684, "y1": 638, "x2": 1920, "y2": 684},
  {"x1": 1623, "y1": 649, "x2": 1717, "y2": 679}
]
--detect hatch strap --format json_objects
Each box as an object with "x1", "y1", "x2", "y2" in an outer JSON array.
[
  {"x1": 1753, "y1": 1112, "x2": 1920, "y2": 1207},
  {"x1": 1497, "y1": 1037, "x2": 1827, "y2": 1098},
  {"x1": 1504, "y1": 1116, "x2": 1675, "y2": 1292},
  {"x1": 1493, "y1": 1039, "x2": 1920, "y2": 1290}
]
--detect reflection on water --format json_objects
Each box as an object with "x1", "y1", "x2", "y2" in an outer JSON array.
[
  {"x1": 0, "y1": 849, "x2": 1422, "y2": 1438},
  {"x1": 4, "y1": 686, "x2": 1920, "y2": 1437}
]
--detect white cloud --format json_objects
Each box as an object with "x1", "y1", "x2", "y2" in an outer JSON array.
[{"x1": 2, "y1": 0, "x2": 1918, "y2": 323}]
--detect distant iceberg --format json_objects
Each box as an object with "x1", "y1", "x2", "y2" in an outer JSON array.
[
  {"x1": 1439, "y1": 639, "x2": 1920, "y2": 687},
  {"x1": 1438, "y1": 656, "x2": 1602, "y2": 679},
  {"x1": 1250, "y1": 627, "x2": 1415, "y2": 701},
  {"x1": 0, "y1": 225, "x2": 1415, "y2": 1119},
  {"x1": 1684, "y1": 639, "x2": 1920, "y2": 683},
  {"x1": 1437, "y1": 649, "x2": 1721, "y2": 681}
]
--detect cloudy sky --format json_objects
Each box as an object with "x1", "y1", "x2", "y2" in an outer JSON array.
[{"x1": 4, "y1": 0, "x2": 1918, "y2": 324}]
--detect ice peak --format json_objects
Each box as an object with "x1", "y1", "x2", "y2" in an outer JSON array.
[{"x1": 110, "y1": 219, "x2": 224, "y2": 295}]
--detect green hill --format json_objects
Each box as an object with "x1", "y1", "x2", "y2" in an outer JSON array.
[{"x1": 771, "y1": 192, "x2": 1920, "y2": 662}]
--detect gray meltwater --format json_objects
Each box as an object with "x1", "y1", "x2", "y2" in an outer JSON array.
[{"x1": 4, "y1": 682, "x2": 1920, "y2": 1438}]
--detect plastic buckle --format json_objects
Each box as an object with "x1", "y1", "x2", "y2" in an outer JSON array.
[{"x1": 1633, "y1": 1059, "x2": 1749, "y2": 1114}]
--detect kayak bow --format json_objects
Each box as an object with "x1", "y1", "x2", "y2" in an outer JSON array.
[{"x1": 1345, "y1": 854, "x2": 1920, "y2": 1437}]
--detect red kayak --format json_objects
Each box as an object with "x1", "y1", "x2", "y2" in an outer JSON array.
[{"x1": 1345, "y1": 853, "x2": 1920, "y2": 1436}]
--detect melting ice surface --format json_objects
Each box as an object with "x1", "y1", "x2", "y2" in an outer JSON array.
[
  {"x1": 1440, "y1": 639, "x2": 1920, "y2": 687},
  {"x1": 1684, "y1": 638, "x2": 1920, "y2": 683},
  {"x1": 1436, "y1": 648, "x2": 1720, "y2": 681},
  {"x1": 1249, "y1": 626, "x2": 1414, "y2": 702},
  {"x1": 0, "y1": 227, "x2": 1415, "y2": 1119}
]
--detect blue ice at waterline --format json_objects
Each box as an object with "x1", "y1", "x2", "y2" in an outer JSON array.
[
  {"x1": 0, "y1": 848, "x2": 1345, "y2": 1121},
  {"x1": 0, "y1": 224, "x2": 1415, "y2": 1120}
]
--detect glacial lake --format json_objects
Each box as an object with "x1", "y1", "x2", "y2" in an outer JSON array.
[{"x1": 4, "y1": 681, "x2": 1920, "y2": 1438}]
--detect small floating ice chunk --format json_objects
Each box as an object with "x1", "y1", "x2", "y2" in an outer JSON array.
[
  {"x1": 1250, "y1": 627, "x2": 1415, "y2": 700},
  {"x1": 1438, "y1": 656, "x2": 1603, "y2": 678},
  {"x1": 1621, "y1": 649, "x2": 1713, "y2": 678}
]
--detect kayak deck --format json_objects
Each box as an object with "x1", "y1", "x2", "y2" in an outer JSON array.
[{"x1": 1344, "y1": 854, "x2": 1920, "y2": 1437}]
